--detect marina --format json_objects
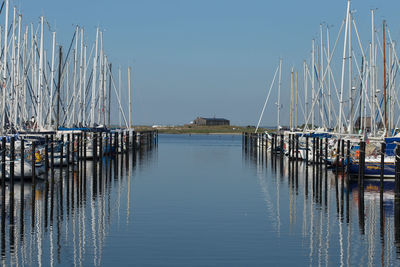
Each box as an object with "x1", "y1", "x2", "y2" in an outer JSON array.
[
  {"x1": 2, "y1": 134, "x2": 400, "y2": 266},
  {"x1": 0, "y1": 0, "x2": 400, "y2": 265}
]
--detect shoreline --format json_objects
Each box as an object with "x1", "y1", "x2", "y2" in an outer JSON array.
[{"x1": 133, "y1": 125, "x2": 268, "y2": 135}]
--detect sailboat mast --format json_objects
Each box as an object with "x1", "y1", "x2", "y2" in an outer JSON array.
[
  {"x1": 371, "y1": 9, "x2": 376, "y2": 136},
  {"x1": 383, "y1": 20, "x2": 387, "y2": 136},
  {"x1": 128, "y1": 66, "x2": 132, "y2": 128},
  {"x1": 1, "y1": 0, "x2": 9, "y2": 133},
  {"x1": 295, "y1": 71, "x2": 298, "y2": 129},
  {"x1": 119, "y1": 66, "x2": 122, "y2": 127},
  {"x1": 277, "y1": 59, "x2": 282, "y2": 131},
  {"x1": 348, "y1": 11, "x2": 353, "y2": 134},
  {"x1": 49, "y1": 31, "x2": 56, "y2": 128},
  {"x1": 38, "y1": 16, "x2": 44, "y2": 130},
  {"x1": 290, "y1": 68, "x2": 294, "y2": 131},
  {"x1": 91, "y1": 28, "x2": 99, "y2": 126},
  {"x1": 338, "y1": 0, "x2": 351, "y2": 134}
]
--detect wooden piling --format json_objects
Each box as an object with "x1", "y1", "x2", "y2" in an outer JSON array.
[
  {"x1": 20, "y1": 139, "x2": 24, "y2": 211},
  {"x1": 60, "y1": 134, "x2": 64, "y2": 171},
  {"x1": 45, "y1": 135, "x2": 49, "y2": 179},
  {"x1": 359, "y1": 141, "x2": 365, "y2": 189},
  {"x1": 10, "y1": 137, "x2": 15, "y2": 223},
  {"x1": 67, "y1": 134, "x2": 70, "y2": 170},
  {"x1": 50, "y1": 135, "x2": 55, "y2": 183},
  {"x1": 99, "y1": 132, "x2": 103, "y2": 159},
  {"x1": 395, "y1": 144, "x2": 400, "y2": 198},
  {"x1": 312, "y1": 137, "x2": 316, "y2": 165},
  {"x1": 271, "y1": 133, "x2": 275, "y2": 154},
  {"x1": 295, "y1": 135, "x2": 299, "y2": 189},
  {"x1": 305, "y1": 136, "x2": 309, "y2": 164},
  {"x1": 31, "y1": 141, "x2": 36, "y2": 186},
  {"x1": 380, "y1": 142, "x2": 386, "y2": 201},
  {"x1": 114, "y1": 132, "x2": 118, "y2": 156}
]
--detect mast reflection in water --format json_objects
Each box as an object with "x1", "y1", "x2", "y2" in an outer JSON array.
[
  {"x1": 244, "y1": 141, "x2": 400, "y2": 266},
  {"x1": 0, "y1": 145, "x2": 157, "y2": 266},
  {"x1": 2, "y1": 134, "x2": 400, "y2": 266}
]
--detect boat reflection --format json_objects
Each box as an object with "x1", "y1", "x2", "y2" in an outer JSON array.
[
  {"x1": 0, "y1": 146, "x2": 157, "y2": 266},
  {"x1": 244, "y1": 144, "x2": 400, "y2": 266}
]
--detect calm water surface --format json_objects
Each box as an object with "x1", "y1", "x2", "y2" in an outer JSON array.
[{"x1": 1, "y1": 134, "x2": 400, "y2": 266}]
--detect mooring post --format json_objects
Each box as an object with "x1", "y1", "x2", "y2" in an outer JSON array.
[
  {"x1": 31, "y1": 141, "x2": 36, "y2": 187},
  {"x1": 126, "y1": 131, "x2": 130, "y2": 152},
  {"x1": 10, "y1": 136, "x2": 15, "y2": 223},
  {"x1": 67, "y1": 134, "x2": 70, "y2": 170},
  {"x1": 50, "y1": 135, "x2": 55, "y2": 183},
  {"x1": 341, "y1": 139, "x2": 345, "y2": 179},
  {"x1": 315, "y1": 138, "x2": 319, "y2": 198},
  {"x1": 288, "y1": 134, "x2": 292, "y2": 161},
  {"x1": 325, "y1": 138, "x2": 329, "y2": 169},
  {"x1": 381, "y1": 142, "x2": 386, "y2": 201},
  {"x1": 20, "y1": 138, "x2": 25, "y2": 211},
  {"x1": 60, "y1": 134, "x2": 64, "y2": 171},
  {"x1": 45, "y1": 135, "x2": 49, "y2": 179},
  {"x1": 99, "y1": 132, "x2": 103, "y2": 159},
  {"x1": 305, "y1": 136, "x2": 309, "y2": 165},
  {"x1": 359, "y1": 141, "x2": 366, "y2": 190},
  {"x1": 93, "y1": 133, "x2": 97, "y2": 163},
  {"x1": 80, "y1": 132, "x2": 84, "y2": 172},
  {"x1": 121, "y1": 131, "x2": 124, "y2": 153},
  {"x1": 312, "y1": 137, "x2": 316, "y2": 165},
  {"x1": 336, "y1": 139, "x2": 340, "y2": 179},
  {"x1": 84, "y1": 133, "x2": 87, "y2": 163},
  {"x1": 115, "y1": 132, "x2": 118, "y2": 156},
  {"x1": 395, "y1": 144, "x2": 400, "y2": 199},
  {"x1": 295, "y1": 135, "x2": 299, "y2": 188},
  {"x1": 271, "y1": 134, "x2": 275, "y2": 155}
]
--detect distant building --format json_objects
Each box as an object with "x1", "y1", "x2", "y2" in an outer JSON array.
[{"x1": 193, "y1": 117, "x2": 230, "y2": 126}]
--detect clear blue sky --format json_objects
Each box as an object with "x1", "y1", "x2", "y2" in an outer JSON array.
[{"x1": 14, "y1": 0, "x2": 400, "y2": 126}]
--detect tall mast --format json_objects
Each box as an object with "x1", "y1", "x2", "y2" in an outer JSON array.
[
  {"x1": 15, "y1": 13, "x2": 22, "y2": 128},
  {"x1": 49, "y1": 31, "x2": 56, "y2": 128},
  {"x1": 107, "y1": 63, "x2": 112, "y2": 128},
  {"x1": 38, "y1": 16, "x2": 44, "y2": 130},
  {"x1": 83, "y1": 45, "x2": 87, "y2": 126},
  {"x1": 295, "y1": 71, "x2": 298, "y2": 129},
  {"x1": 320, "y1": 24, "x2": 324, "y2": 129},
  {"x1": 56, "y1": 46, "x2": 62, "y2": 129},
  {"x1": 303, "y1": 61, "x2": 308, "y2": 129},
  {"x1": 11, "y1": 7, "x2": 16, "y2": 128},
  {"x1": 348, "y1": 11, "x2": 353, "y2": 134},
  {"x1": 119, "y1": 66, "x2": 122, "y2": 127},
  {"x1": 327, "y1": 25, "x2": 331, "y2": 128},
  {"x1": 311, "y1": 39, "x2": 315, "y2": 129},
  {"x1": 78, "y1": 27, "x2": 84, "y2": 125},
  {"x1": 1, "y1": 0, "x2": 9, "y2": 132},
  {"x1": 338, "y1": 0, "x2": 351, "y2": 134},
  {"x1": 383, "y1": 20, "x2": 387, "y2": 136},
  {"x1": 128, "y1": 66, "x2": 132, "y2": 128},
  {"x1": 277, "y1": 59, "x2": 282, "y2": 131},
  {"x1": 72, "y1": 26, "x2": 78, "y2": 126},
  {"x1": 290, "y1": 68, "x2": 294, "y2": 131},
  {"x1": 91, "y1": 28, "x2": 99, "y2": 126},
  {"x1": 371, "y1": 9, "x2": 376, "y2": 135},
  {"x1": 98, "y1": 31, "x2": 103, "y2": 124}
]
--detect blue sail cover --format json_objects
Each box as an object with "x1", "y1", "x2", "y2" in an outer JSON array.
[
  {"x1": 58, "y1": 127, "x2": 91, "y2": 131},
  {"x1": 296, "y1": 133, "x2": 332, "y2": 138}
]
